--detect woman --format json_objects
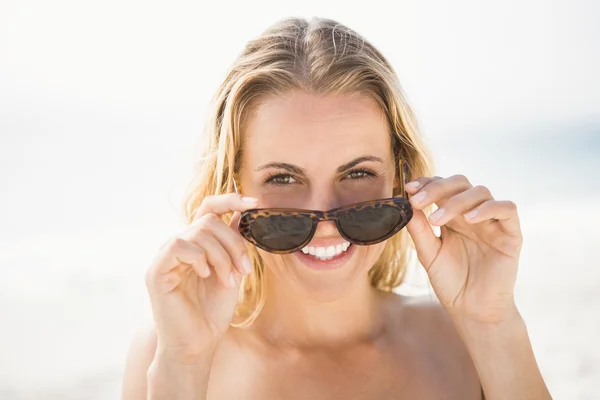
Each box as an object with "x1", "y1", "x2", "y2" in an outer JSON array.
[{"x1": 122, "y1": 17, "x2": 551, "y2": 399}]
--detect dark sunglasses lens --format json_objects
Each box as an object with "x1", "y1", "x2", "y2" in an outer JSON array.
[
  {"x1": 339, "y1": 206, "x2": 402, "y2": 242},
  {"x1": 250, "y1": 215, "x2": 314, "y2": 251}
]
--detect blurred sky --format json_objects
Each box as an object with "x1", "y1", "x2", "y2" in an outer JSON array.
[
  {"x1": 0, "y1": 0, "x2": 599, "y2": 399},
  {"x1": 1, "y1": 0, "x2": 599, "y2": 240}
]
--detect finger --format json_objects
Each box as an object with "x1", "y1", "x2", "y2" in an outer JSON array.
[
  {"x1": 146, "y1": 238, "x2": 210, "y2": 292},
  {"x1": 404, "y1": 176, "x2": 442, "y2": 195},
  {"x1": 427, "y1": 185, "x2": 494, "y2": 226},
  {"x1": 185, "y1": 228, "x2": 238, "y2": 289},
  {"x1": 228, "y1": 211, "x2": 251, "y2": 275},
  {"x1": 406, "y1": 208, "x2": 441, "y2": 270},
  {"x1": 194, "y1": 193, "x2": 258, "y2": 221},
  {"x1": 463, "y1": 200, "x2": 521, "y2": 236},
  {"x1": 197, "y1": 212, "x2": 252, "y2": 276},
  {"x1": 408, "y1": 174, "x2": 472, "y2": 210},
  {"x1": 228, "y1": 211, "x2": 241, "y2": 230}
]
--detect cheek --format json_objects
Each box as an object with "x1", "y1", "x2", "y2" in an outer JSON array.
[
  {"x1": 257, "y1": 250, "x2": 289, "y2": 270},
  {"x1": 356, "y1": 242, "x2": 387, "y2": 268},
  {"x1": 337, "y1": 182, "x2": 394, "y2": 204}
]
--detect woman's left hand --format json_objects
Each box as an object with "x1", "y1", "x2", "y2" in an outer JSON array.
[{"x1": 405, "y1": 175, "x2": 523, "y2": 324}]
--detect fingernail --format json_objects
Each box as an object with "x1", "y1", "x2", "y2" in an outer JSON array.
[
  {"x1": 411, "y1": 191, "x2": 427, "y2": 204},
  {"x1": 464, "y1": 208, "x2": 479, "y2": 220},
  {"x1": 407, "y1": 181, "x2": 421, "y2": 188},
  {"x1": 240, "y1": 255, "x2": 252, "y2": 275},
  {"x1": 229, "y1": 271, "x2": 237, "y2": 288},
  {"x1": 429, "y1": 208, "x2": 444, "y2": 223},
  {"x1": 241, "y1": 196, "x2": 258, "y2": 204}
]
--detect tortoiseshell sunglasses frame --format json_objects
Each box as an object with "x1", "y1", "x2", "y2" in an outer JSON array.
[{"x1": 232, "y1": 159, "x2": 413, "y2": 254}]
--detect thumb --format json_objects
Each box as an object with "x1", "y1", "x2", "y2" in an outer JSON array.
[{"x1": 406, "y1": 208, "x2": 441, "y2": 271}]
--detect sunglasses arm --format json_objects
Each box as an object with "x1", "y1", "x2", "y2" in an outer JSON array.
[
  {"x1": 232, "y1": 173, "x2": 243, "y2": 195},
  {"x1": 398, "y1": 159, "x2": 409, "y2": 199}
]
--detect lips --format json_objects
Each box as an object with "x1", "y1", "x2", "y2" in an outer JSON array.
[
  {"x1": 293, "y1": 243, "x2": 356, "y2": 270},
  {"x1": 301, "y1": 241, "x2": 351, "y2": 260}
]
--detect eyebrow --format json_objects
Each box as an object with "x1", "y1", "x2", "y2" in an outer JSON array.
[
  {"x1": 336, "y1": 156, "x2": 384, "y2": 172},
  {"x1": 254, "y1": 156, "x2": 384, "y2": 175}
]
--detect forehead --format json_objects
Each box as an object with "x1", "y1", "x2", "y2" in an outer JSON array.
[{"x1": 242, "y1": 90, "x2": 392, "y2": 169}]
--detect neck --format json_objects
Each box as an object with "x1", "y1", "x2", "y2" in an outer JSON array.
[{"x1": 251, "y1": 269, "x2": 388, "y2": 350}]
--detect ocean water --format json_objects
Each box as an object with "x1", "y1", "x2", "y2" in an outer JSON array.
[{"x1": 0, "y1": 124, "x2": 599, "y2": 399}]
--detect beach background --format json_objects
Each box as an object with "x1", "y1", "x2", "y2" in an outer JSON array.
[{"x1": 1, "y1": 0, "x2": 598, "y2": 398}]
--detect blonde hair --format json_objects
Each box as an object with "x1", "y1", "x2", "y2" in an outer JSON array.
[{"x1": 182, "y1": 17, "x2": 434, "y2": 327}]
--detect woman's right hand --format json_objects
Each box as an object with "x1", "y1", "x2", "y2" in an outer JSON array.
[{"x1": 145, "y1": 193, "x2": 257, "y2": 363}]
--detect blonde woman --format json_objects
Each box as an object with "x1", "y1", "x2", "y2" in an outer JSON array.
[{"x1": 122, "y1": 17, "x2": 551, "y2": 399}]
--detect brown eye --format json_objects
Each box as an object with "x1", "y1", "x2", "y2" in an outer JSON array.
[
  {"x1": 346, "y1": 168, "x2": 376, "y2": 180},
  {"x1": 266, "y1": 174, "x2": 297, "y2": 186}
]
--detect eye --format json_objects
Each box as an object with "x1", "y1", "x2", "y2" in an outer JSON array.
[
  {"x1": 345, "y1": 168, "x2": 377, "y2": 180},
  {"x1": 265, "y1": 173, "x2": 297, "y2": 186}
]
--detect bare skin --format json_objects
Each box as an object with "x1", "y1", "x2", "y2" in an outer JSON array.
[
  {"x1": 122, "y1": 90, "x2": 550, "y2": 399},
  {"x1": 214, "y1": 293, "x2": 485, "y2": 399},
  {"x1": 125, "y1": 293, "x2": 481, "y2": 399}
]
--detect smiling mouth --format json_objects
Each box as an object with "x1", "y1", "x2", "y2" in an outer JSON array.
[{"x1": 300, "y1": 241, "x2": 352, "y2": 261}]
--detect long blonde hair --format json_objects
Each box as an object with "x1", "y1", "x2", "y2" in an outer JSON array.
[{"x1": 182, "y1": 17, "x2": 434, "y2": 327}]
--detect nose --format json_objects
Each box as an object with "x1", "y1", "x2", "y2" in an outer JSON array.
[
  {"x1": 313, "y1": 220, "x2": 339, "y2": 238},
  {"x1": 305, "y1": 179, "x2": 342, "y2": 211},
  {"x1": 305, "y1": 191, "x2": 342, "y2": 238},
  {"x1": 304, "y1": 186, "x2": 343, "y2": 212}
]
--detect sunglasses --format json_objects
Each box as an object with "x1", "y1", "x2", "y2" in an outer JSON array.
[{"x1": 233, "y1": 160, "x2": 413, "y2": 254}]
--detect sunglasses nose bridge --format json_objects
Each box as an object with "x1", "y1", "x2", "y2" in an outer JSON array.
[
  {"x1": 309, "y1": 211, "x2": 339, "y2": 236},
  {"x1": 319, "y1": 210, "x2": 337, "y2": 222}
]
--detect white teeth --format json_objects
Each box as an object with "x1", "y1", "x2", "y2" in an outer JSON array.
[
  {"x1": 300, "y1": 241, "x2": 351, "y2": 261},
  {"x1": 325, "y1": 246, "x2": 336, "y2": 257}
]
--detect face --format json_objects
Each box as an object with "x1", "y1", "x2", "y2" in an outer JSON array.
[{"x1": 240, "y1": 89, "x2": 398, "y2": 300}]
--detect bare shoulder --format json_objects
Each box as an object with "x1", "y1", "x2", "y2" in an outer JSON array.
[
  {"x1": 383, "y1": 292, "x2": 482, "y2": 395},
  {"x1": 121, "y1": 320, "x2": 158, "y2": 399},
  {"x1": 386, "y1": 292, "x2": 462, "y2": 337}
]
